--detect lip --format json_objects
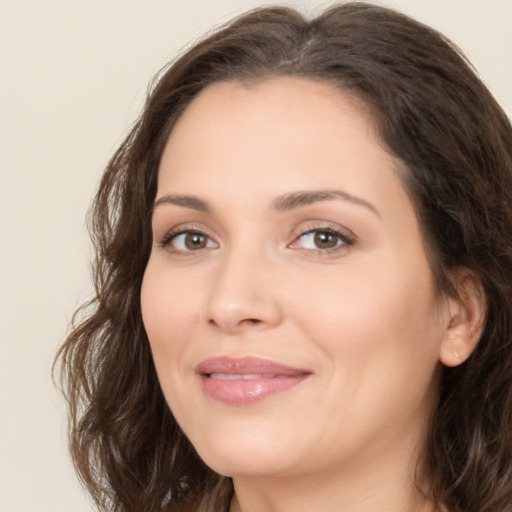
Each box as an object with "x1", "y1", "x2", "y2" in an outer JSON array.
[{"x1": 195, "y1": 356, "x2": 311, "y2": 405}]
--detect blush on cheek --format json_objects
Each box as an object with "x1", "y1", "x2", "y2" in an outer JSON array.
[{"x1": 141, "y1": 268, "x2": 190, "y2": 336}]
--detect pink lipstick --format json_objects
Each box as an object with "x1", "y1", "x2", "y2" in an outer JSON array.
[{"x1": 195, "y1": 356, "x2": 311, "y2": 405}]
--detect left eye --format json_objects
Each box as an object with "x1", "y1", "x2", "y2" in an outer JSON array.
[
  {"x1": 169, "y1": 231, "x2": 217, "y2": 251},
  {"x1": 294, "y1": 229, "x2": 349, "y2": 250}
]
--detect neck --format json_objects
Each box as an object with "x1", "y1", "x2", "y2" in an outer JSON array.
[{"x1": 230, "y1": 474, "x2": 435, "y2": 512}]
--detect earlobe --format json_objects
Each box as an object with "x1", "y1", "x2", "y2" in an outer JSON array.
[{"x1": 439, "y1": 268, "x2": 487, "y2": 367}]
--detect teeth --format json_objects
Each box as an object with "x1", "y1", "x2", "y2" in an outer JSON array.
[{"x1": 209, "y1": 373, "x2": 275, "y2": 380}]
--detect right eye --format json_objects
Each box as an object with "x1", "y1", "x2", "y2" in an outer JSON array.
[{"x1": 162, "y1": 230, "x2": 218, "y2": 252}]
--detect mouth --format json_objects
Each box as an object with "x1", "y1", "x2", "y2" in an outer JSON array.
[{"x1": 195, "y1": 356, "x2": 312, "y2": 405}]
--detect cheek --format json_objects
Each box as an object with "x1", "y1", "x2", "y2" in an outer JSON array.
[
  {"x1": 289, "y1": 256, "x2": 444, "y2": 381},
  {"x1": 140, "y1": 263, "x2": 200, "y2": 372},
  {"x1": 140, "y1": 263, "x2": 208, "y2": 433}
]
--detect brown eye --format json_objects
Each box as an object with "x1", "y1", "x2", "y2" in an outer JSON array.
[
  {"x1": 291, "y1": 228, "x2": 353, "y2": 252},
  {"x1": 184, "y1": 233, "x2": 208, "y2": 250},
  {"x1": 165, "y1": 231, "x2": 217, "y2": 252},
  {"x1": 313, "y1": 231, "x2": 340, "y2": 249}
]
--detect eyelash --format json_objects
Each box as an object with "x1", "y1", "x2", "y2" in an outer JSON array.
[
  {"x1": 289, "y1": 224, "x2": 355, "y2": 255},
  {"x1": 158, "y1": 224, "x2": 355, "y2": 255},
  {"x1": 159, "y1": 226, "x2": 215, "y2": 253}
]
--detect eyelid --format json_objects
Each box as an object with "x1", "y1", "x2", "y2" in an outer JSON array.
[
  {"x1": 288, "y1": 222, "x2": 356, "y2": 253},
  {"x1": 158, "y1": 223, "x2": 219, "y2": 250},
  {"x1": 155, "y1": 220, "x2": 355, "y2": 256}
]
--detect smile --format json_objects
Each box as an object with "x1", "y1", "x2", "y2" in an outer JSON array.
[
  {"x1": 210, "y1": 373, "x2": 280, "y2": 380},
  {"x1": 196, "y1": 357, "x2": 311, "y2": 405}
]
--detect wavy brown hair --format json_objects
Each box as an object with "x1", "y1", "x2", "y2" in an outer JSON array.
[{"x1": 55, "y1": 3, "x2": 512, "y2": 511}]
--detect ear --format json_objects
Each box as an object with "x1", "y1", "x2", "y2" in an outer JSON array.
[{"x1": 439, "y1": 268, "x2": 487, "y2": 367}]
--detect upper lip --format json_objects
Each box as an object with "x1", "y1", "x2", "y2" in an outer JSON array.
[{"x1": 195, "y1": 356, "x2": 311, "y2": 376}]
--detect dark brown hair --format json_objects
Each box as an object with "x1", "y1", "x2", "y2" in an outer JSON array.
[{"x1": 55, "y1": 3, "x2": 512, "y2": 511}]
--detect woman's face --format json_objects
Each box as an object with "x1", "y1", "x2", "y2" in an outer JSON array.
[{"x1": 141, "y1": 77, "x2": 450, "y2": 481}]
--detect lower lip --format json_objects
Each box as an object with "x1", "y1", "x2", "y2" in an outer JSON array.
[{"x1": 200, "y1": 374, "x2": 309, "y2": 405}]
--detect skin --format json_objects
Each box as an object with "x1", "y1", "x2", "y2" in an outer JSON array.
[{"x1": 141, "y1": 77, "x2": 467, "y2": 512}]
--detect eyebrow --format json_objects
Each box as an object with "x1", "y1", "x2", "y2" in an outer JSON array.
[
  {"x1": 273, "y1": 190, "x2": 380, "y2": 217},
  {"x1": 153, "y1": 194, "x2": 211, "y2": 213},
  {"x1": 153, "y1": 189, "x2": 380, "y2": 217}
]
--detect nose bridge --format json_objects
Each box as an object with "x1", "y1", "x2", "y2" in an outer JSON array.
[{"x1": 203, "y1": 236, "x2": 282, "y2": 332}]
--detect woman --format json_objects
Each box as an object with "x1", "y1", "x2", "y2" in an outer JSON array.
[{"x1": 56, "y1": 3, "x2": 512, "y2": 511}]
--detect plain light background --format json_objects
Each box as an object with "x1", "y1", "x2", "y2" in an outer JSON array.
[{"x1": 1, "y1": 1, "x2": 511, "y2": 511}]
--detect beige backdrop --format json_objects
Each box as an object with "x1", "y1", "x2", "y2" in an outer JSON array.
[{"x1": 1, "y1": 1, "x2": 511, "y2": 510}]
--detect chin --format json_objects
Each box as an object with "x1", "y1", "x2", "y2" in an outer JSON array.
[
  {"x1": 202, "y1": 454, "x2": 287, "y2": 479},
  {"x1": 189, "y1": 427, "x2": 297, "y2": 478}
]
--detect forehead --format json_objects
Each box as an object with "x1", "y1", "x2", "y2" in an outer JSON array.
[
  {"x1": 158, "y1": 77, "x2": 408, "y2": 210},
  {"x1": 168, "y1": 77, "x2": 373, "y2": 144}
]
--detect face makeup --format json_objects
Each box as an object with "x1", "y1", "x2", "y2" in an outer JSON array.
[
  {"x1": 196, "y1": 356, "x2": 312, "y2": 405},
  {"x1": 141, "y1": 77, "x2": 449, "y2": 482}
]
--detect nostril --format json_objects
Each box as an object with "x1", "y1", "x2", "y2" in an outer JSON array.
[
  {"x1": 244, "y1": 318, "x2": 262, "y2": 325},
  {"x1": 207, "y1": 317, "x2": 263, "y2": 330}
]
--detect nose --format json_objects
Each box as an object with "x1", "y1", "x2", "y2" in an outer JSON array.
[{"x1": 202, "y1": 245, "x2": 283, "y2": 334}]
